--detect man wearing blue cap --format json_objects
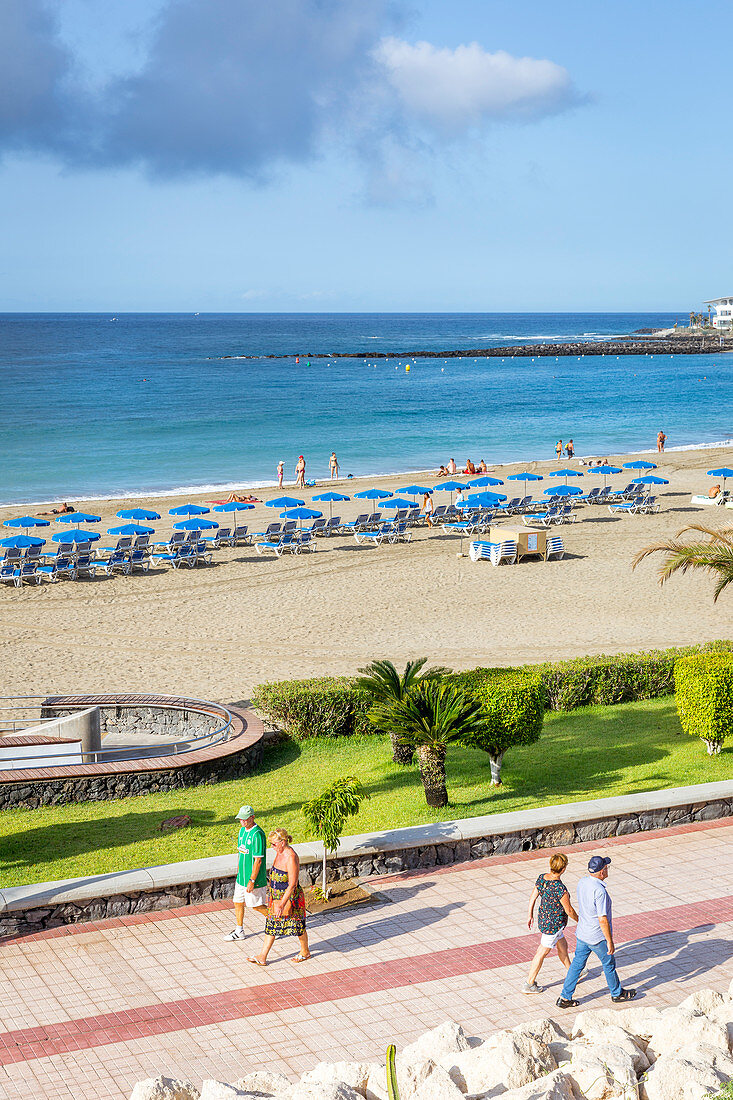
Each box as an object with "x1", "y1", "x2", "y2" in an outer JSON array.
[{"x1": 556, "y1": 855, "x2": 636, "y2": 1008}]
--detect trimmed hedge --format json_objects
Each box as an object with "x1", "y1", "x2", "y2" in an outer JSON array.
[
  {"x1": 674, "y1": 653, "x2": 733, "y2": 755},
  {"x1": 251, "y1": 641, "x2": 733, "y2": 741},
  {"x1": 250, "y1": 677, "x2": 372, "y2": 742},
  {"x1": 530, "y1": 641, "x2": 733, "y2": 711}
]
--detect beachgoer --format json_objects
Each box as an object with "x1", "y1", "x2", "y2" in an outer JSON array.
[
  {"x1": 478, "y1": 459, "x2": 488, "y2": 473},
  {"x1": 247, "y1": 828, "x2": 310, "y2": 966},
  {"x1": 448, "y1": 458, "x2": 457, "y2": 474},
  {"x1": 436, "y1": 465, "x2": 448, "y2": 477},
  {"x1": 422, "y1": 492, "x2": 435, "y2": 528},
  {"x1": 556, "y1": 440, "x2": 563, "y2": 461},
  {"x1": 455, "y1": 488, "x2": 466, "y2": 509},
  {"x1": 524, "y1": 853, "x2": 578, "y2": 994},
  {"x1": 464, "y1": 459, "x2": 476, "y2": 475},
  {"x1": 566, "y1": 440, "x2": 575, "y2": 458},
  {"x1": 657, "y1": 430, "x2": 666, "y2": 453},
  {"x1": 224, "y1": 492, "x2": 260, "y2": 504},
  {"x1": 277, "y1": 461, "x2": 284, "y2": 489},
  {"x1": 295, "y1": 455, "x2": 306, "y2": 488},
  {"x1": 225, "y1": 805, "x2": 268, "y2": 941},
  {"x1": 556, "y1": 855, "x2": 636, "y2": 1008},
  {"x1": 38, "y1": 502, "x2": 74, "y2": 517},
  {"x1": 329, "y1": 452, "x2": 339, "y2": 480},
  {"x1": 601, "y1": 458, "x2": 609, "y2": 466},
  {"x1": 709, "y1": 483, "x2": 722, "y2": 499}
]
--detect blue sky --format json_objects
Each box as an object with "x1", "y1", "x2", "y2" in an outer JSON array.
[{"x1": 0, "y1": 0, "x2": 730, "y2": 311}]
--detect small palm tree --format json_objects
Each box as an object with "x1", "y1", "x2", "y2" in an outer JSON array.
[
  {"x1": 355, "y1": 658, "x2": 450, "y2": 765},
  {"x1": 632, "y1": 524, "x2": 733, "y2": 602},
  {"x1": 302, "y1": 776, "x2": 368, "y2": 896},
  {"x1": 372, "y1": 680, "x2": 486, "y2": 807}
]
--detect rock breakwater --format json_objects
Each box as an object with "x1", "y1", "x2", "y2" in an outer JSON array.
[{"x1": 225, "y1": 337, "x2": 731, "y2": 361}]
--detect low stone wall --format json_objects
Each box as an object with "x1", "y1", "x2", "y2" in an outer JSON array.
[
  {"x1": 1, "y1": 780, "x2": 730, "y2": 938},
  {"x1": 43, "y1": 702, "x2": 220, "y2": 740}
]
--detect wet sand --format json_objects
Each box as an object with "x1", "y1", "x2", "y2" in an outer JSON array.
[{"x1": 1, "y1": 445, "x2": 731, "y2": 705}]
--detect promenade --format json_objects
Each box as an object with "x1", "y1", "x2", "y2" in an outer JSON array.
[{"x1": 1, "y1": 818, "x2": 732, "y2": 1100}]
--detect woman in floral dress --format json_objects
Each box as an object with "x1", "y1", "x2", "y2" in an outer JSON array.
[
  {"x1": 247, "y1": 828, "x2": 310, "y2": 966},
  {"x1": 523, "y1": 852, "x2": 577, "y2": 994}
]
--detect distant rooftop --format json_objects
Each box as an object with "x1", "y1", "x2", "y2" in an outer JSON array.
[{"x1": 703, "y1": 296, "x2": 733, "y2": 304}]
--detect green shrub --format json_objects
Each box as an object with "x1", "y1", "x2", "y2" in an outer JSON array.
[
  {"x1": 450, "y1": 668, "x2": 545, "y2": 784},
  {"x1": 530, "y1": 641, "x2": 733, "y2": 711},
  {"x1": 674, "y1": 653, "x2": 733, "y2": 755},
  {"x1": 250, "y1": 677, "x2": 372, "y2": 741}
]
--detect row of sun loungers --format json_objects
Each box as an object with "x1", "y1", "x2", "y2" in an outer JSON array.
[{"x1": 468, "y1": 535, "x2": 565, "y2": 566}]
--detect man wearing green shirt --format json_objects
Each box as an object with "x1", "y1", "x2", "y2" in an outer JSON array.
[{"x1": 225, "y1": 805, "x2": 268, "y2": 941}]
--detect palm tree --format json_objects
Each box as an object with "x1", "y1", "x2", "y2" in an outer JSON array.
[
  {"x1": 355, "y1": 658, "x2": 450, "y2": 765},
  {"x1": 632, "y1": 523, "x2": 733, "y2": 602},
  {"x1": 372, "y1": 680, "x2": 486, "y2": 807}
]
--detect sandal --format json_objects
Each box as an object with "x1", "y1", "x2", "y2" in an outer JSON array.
[
  {"x1": 247, "y1": 957, "x2": 267, "y2": 966},
  {"x1": 294, "y1": 954, "x2": 311, "y2": 962}
]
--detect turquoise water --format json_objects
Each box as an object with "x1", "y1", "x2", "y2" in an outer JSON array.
[{"x1": 0, "y1": 312, "x2": 730, "y2": 504}]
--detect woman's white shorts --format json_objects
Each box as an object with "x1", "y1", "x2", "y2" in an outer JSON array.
[
  {"x1": 233, "y1": 883, "x2": 268, "y2": 906},
  {"x1": 540, "y1": 927, "x2": 566, "y2": 949}
]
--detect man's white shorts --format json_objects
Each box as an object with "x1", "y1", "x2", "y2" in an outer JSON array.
[
  {"x1": 233, "y1": 883, "x2": 267, "y2": 907},
  {"x1": 540, "y1": 927, "x2": 566, "y2": 949}
]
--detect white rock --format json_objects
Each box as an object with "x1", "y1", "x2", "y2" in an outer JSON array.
[
  {"x1": 709, "y1": 1002, "x2": 733, "y2": 1051},
  {"x1": 677, "y1": 989, "x2": 726, "y2": 1017},
  {"x1": 564, "y1": 1042, "x2": 638, "y2": 1100},
  {"x1": 493, "y1": 1068, "x2": 585, "y2": 1100},
  {"x1": 130, "y1": 1078, "x2": 200, "y2": 1100},
  {"x1": 365, "y1": 1059, "x2": 463, "y2": 1100},
  {"x1": 200, "y1": 1084, "x2": 249, "y2": 1100},
  {"x1": 288, "y1": 1085, "x2": 362, "y2": 1100},
  {"x1": 572, "y1": 1008, "x2": 663, "y2": 1044},
  {"x1": 403, "y1": 1022, "x2": 472, "y2": 1063},
  {"x1": 234, "y1": 1072, "x2": 292, "y2": 1097},
  {"x1": 646, "y1": 1010, "x2": 730, "y2": 1062},
  {"x1": 570, "y1": 1018, "x2": 649, "y2": 1073},
  {"x1": 299, "y1": 1062, "x2": 373, "y2": 1095},
  {"x1": 439, "y1": 1032, "x2": 556, "y2": 1097},
  {"x1": 640, "y1": 1042, "x2": 733, "y2": 1100},
  {"x1": 511, "y1": 1020, "x2": 568, "y2": 1046}
]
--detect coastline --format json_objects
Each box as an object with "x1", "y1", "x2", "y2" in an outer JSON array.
[{"x1": 3, "y1": 437, "x2": 732, "y2": 510}]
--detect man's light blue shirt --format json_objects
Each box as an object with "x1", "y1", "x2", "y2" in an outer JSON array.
[{"x1": 575, "y1": 875, "x2": 612, "y2": 944}]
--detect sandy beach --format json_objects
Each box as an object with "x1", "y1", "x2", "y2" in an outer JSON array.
[{"x1": 1, "y1": 444, "x2": 731, "y2": 705}]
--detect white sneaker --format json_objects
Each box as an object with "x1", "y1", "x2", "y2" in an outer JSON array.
[{"x1": 225, "y1": 928, "x2": 245, "y2": 941}]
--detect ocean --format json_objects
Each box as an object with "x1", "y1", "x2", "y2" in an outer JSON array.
[{"x1": 0, "y1": 312, "x2": 730, "y2": 505}]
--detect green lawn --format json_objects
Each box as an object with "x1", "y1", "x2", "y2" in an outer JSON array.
[{"x1": 1, "y1": 697, "x2": 731, "y2": 889}]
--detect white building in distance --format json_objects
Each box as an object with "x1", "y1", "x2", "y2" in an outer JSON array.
[{"x1": 703, "y1": 296, "x2": 733, "y2": 330}]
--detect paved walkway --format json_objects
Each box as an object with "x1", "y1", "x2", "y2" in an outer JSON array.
[{"x1": 1, "y1": 819, "x2": 732, "y2": 1100}]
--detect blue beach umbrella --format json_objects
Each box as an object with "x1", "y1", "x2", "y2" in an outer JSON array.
[
  {"x1": 461, "y1": 492, "x2": 506, "y2": 509},
  {"x1": 169, "y1": 503, "x2": 210, "y2": 516},
  {"x1": 467, "y1": 475, "x2": 504, "y2": 488},
  {"x1": 588, "y1": 465, "x2": 623, "y2": 488},
  {"x1": 354, "y1": 488, "x2": 393, "y2": 500},
  {"x1": 55, "y1": 511, "x2": 101, "y2": 524},
  {"x1": 507, "y1": 471, "x2": 543, "y2": 497},
  {"x1": 266, "y1": 496, "x2": 305, "y2": 509},
  {"x1": 543, "y1": 484, "x2": 583, "y2": 498},
  {"x1": 0, "y1": 534, "x2": 46, "y2": 548},
  {"x1": 397, "y1": 484, "x2": 433, "y2": 498},
  {"x1": 3, "y1": 515, "x2": 50, "y2": 528},
  {"x1": 312, "y1": 490, "x2": 350, "y2": 520},
  {"x1": 52, "y1": 529, "x2": 101, "y2": 543},
  {"x1": 707, "y1": 467, "x2": 733, "y2": 491},
  {"x1": 116, "y1": 508, "x2": 161, "y2": 521},
  {"x1": 280, "y1": 506, "x2": 322, "y2": 531},
  {"x1": 107, "y1": 523, "x2": 156, "y2": 535},
  {"x1": 631, "y1": 475, "x2": 669, "y2": 486},
  {"x1": 549, "y1": 469, "x2": 584, "y2": 488},
  {"x1": 381, "y1": 498, "x2": 419, "y2": 510},
  {"x1": 433, "y1": 480, "x2": 467, "y2": 493},
  {"x1": 174, "y1": 518, "x2": 219, "y2": 531},
  {"x1": 623, "y1": 461, "x2": 657, "y2": 471}
]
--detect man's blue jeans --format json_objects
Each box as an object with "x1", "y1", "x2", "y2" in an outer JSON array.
[{"x1": 561, "y1": 937, "x2": 622, "y2": 999}]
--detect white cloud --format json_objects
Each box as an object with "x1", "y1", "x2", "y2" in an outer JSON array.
[{"x1": 375, "y1": 38, "x2": 580, "y2": 137}]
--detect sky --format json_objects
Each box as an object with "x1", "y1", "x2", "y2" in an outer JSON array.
[{"x1": 0, "y1": 0, "x2": 731, "y2": 312}]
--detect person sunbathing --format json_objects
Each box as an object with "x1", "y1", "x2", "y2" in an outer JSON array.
[
  {"x1": 38, "y1": 502, "x2": 74, "y2": 516},
  {"x1": 223, "y1": 492, "x2": 260, "y2": 504}
]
